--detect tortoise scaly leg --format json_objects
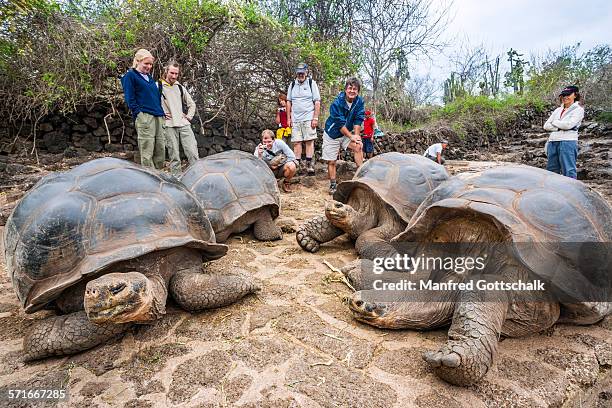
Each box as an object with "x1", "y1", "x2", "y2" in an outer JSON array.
[
  {"x1": 170, "y1": 271, "x2": 260, "y2": 312},
  {"x1": 253, "y1": 209, "x2": 282, "y2": 241},
  {"x1": 23, "y1": 311, "x2": 129, "y2": 362},
  {"x1": 423, "y1": 279, "x2": 507, "y2": 386},
  {"x1": 296, "y1": 215, "x2": 343, "y2": 252}
]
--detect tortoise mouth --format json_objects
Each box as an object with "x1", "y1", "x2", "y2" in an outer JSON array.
[{"x1": 87, "y1": 303, "x2": 133, "y2": 323}]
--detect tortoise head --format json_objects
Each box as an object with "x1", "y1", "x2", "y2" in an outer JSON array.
[
  {"x1": 325, "y1": 200, "x2": 357, "y2": 231},
  {"x1": 84, "y1": 272, "x2": 163, "y2": 324}
]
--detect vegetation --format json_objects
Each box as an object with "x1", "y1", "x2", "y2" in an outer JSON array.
[
  {"x1": 0, "y1": 0, "x2": 355, "y2": 128},
  {"x1": 0, "y1": 1, "x2": 609, "y2": 137}
]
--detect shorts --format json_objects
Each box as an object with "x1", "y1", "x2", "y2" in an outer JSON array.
[
  {"x1": 276, "y1": 127, "x2": 291, "y2": 139},
  {"x1": 322, "y1": 131, "x2": 351, "y2": 161},
  {"x1": 291, "y1": 120, "x2": 317, "y2": 143},
  {"x1": 272, "y1": 159, "x2": 298, "y2": 179},
  {"x1": 362, "y1": 137, "x2": 373, "y2": 153},
  {"x1": 425, "y1": 154, "x2": 445, "y2": 165}
]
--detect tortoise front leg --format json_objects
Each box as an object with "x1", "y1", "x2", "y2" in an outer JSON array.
[
  {"x1": 23, "y1": 311, "x2": 129, "y2": 362},
  {"x1": 170, "y1": 271, "x2": 260, "y2": 312},
  {"x1": 296, "y1": 215, "x2": 344, "y2": 252},
  {"x1": 253, "y1": 208, "x2": 282, "y2": 241},
  {"x1": 423, "y1": 278, "x2": 507, "y2": 386},
  {"x1": 355, "y1": 227, "x2": 403, "y2": 261}
]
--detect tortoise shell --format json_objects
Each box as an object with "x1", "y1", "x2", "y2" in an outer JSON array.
[
  {"x1": 4, "y1": 158, "x2": 226, "y2": 313},
  {"x1": 395, "y1": 165, "x2": 612, "y2": 309},
  {"x1": 180, "y1": 150, "x2": 280, "y2": 235},
  {"x1": 334, "y1": 152, "x2": 450, "y2": 223}
]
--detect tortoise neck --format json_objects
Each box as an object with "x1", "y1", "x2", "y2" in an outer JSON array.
[{"x1": 139, "y1": 248, "x2": 203, "y2": 320}]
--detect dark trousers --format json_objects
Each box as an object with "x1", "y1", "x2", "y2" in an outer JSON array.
[
  {"x1": 546, "y1": 140, "x2": 578, "y2": 179},
  {"x1": 426, "y1": 154, "x2": 445, "y2": 164}
]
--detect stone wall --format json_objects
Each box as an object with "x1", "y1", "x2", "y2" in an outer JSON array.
[{"x1": 1, "y1": 104, "x2": 268, "y2": 158}]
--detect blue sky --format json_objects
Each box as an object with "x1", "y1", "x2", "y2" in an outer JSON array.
[{"x1": 417, "y1": 0, "x2": 612, "y2": 86}]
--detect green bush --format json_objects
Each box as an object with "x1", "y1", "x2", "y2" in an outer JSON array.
[
  {"x1": 596, "y1": 111, "x2": 612, "y2": 123},
  {"x1": 430, "y1": 94, "x2": 548, "y2": 137},
  {"x1": 0, "y1": 0, "x2": 354, "y2": 127}
]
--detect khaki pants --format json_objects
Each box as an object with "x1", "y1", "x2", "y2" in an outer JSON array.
[
  {"x1": 166, "y1": 125, "x2": 199, "y2": 176},
  {"x1": 135, "y1": 112, "x2": 166, "y2": 169}
]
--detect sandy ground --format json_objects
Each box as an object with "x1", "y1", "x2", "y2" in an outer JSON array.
[{"x1": 0, "y1": 159, "x2": 611, "y2": 408}]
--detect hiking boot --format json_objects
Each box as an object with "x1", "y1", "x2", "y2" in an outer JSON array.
[
  {"x1": 329, "y1": 182, "x2": 337, "y2": 195},
  {"x1": 307, "y1": 163, "x2": 315, "y2": 175}
]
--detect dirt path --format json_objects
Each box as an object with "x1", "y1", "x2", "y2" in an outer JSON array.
[{"x1": 0, "y1": 159, "x2": 611, "y2": 407}]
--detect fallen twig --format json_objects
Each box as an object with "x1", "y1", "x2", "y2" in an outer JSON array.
[
  {"x1": 286, "y1": 380, "x2": 303, "y2": 388},
  {"x1": 322, "y1": 333, "x2": 345, "y2": 342},
  {"x1": 309, "y1": 358, "x2": 333, "y2": 367},
  {"x1": 322, "y1": 260, "x2": 356, "y2": 292},
  {"x1": 322, "y1": 260, "x2": 341, "y2": 273}
]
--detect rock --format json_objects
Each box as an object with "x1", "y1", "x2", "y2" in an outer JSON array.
[
  {"x1": 78, "y1": 134, "x2": 103, "y2": 152},
  {"x1": 83, "y1": 116, "x2": 98, "y2": 129},
  {"x1": 335, "y1": 160, "x2": 357, "y2": 176},
  {"x1": 93, "y1": 127, "x2": 107, "y2": 137},
  {"x1": 63, "y1": 147, "x2": 78, "y2": 158},
  {"x1": 39, "y1": 123, "x2": 54, "y2": 132},
  {"x1": 72, "y1": 124, "x2": 88, "y2": 132},
  {"x1": 595, "y1": 343, "x2": 612, "y2": 367},
  {"x1": 103, "y1": 143, "x2": 123, "y2": 153},
  {"x1": 42, "y1": 131, "x2": 69, "y2": 153}
]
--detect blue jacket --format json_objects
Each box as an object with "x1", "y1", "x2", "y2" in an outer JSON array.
[
  {"x1": 324, "y1": 92, "x2": 365, "y2": 139},
  {"x1": 120, "y1": 68, "x2": 165, "y2": 119}
]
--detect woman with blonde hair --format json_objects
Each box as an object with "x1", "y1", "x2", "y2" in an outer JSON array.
[{"x1": 120, "y1": 48, "x2": 166, "y2": 169}]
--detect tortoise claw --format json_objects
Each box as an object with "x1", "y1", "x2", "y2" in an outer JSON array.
[{"x1": 424, "y1": 350, "x2": 461, "y2": 368}]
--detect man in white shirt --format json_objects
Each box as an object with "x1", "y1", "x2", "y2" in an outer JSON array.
[
  {"x1": 160, "y1": 61, "x2": 199, "y2": 176},
  {"x1": 423, "y1": 140, "x2": 448, "y2": 165},
  {"x1": 543, "y1": 85, "x2": 584, "y2": 179},
  {"x1": 286, "y1": 63, "x2": 321, "y2": 175}
]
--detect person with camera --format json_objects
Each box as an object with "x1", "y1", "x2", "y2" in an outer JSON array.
[{"x1": 254, "y1": 129, "x2": 298, "y2": 192}]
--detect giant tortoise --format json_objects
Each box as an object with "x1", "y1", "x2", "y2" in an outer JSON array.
[
  {"x1": 4, "y1": 158, "x2": 259, "y2": 361},
  {"x1": 180, "y1": 150, "x2": 282, "y2": 242},
  {"x1": 345, "y1": 165, "x2": 612, "y2": 386},
  {"x1": 296, "y1": 153, "x2": 449, "y2": 259}
]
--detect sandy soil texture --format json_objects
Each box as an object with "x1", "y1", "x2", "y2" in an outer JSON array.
[{"x1": 0, "y1": 157, "x2": 610, "y2": 407}]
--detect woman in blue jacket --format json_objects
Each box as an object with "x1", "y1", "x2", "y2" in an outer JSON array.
[{"x1": 120, "y1": 49, "x2": 166, "y2": 169}]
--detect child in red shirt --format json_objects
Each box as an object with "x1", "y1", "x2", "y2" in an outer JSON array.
[
  {"x1": 362, "y1": 110, "x2": 377, "y2": 159},
  {"x1": 275, "y1": 93, "x2": 292, "y2": 140}
]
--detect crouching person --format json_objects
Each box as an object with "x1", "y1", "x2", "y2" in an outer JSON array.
[
  {"x1": 423, "y1": 140, "x2": 448, "y2": 165},
  {"x1": 255, "y1": 129, "x2": 298, "y2": 192},
  {"x1": 322, "y1": 77, "x2": 365, "y2": 195},
  {"x1": 160, "y1": 61, "x2": 199, "y2": 176}
]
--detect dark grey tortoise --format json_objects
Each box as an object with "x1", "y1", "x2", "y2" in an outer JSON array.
[
  {"x1": 180, "y1": 150, "x2": 282, "y2": 242},
  {"x1": 344, "y1": 165, "x2": 612, "y2": 386},
  {"x1": 4, "y1": 157, "x2": 259, "y2": 361},
  {"x1": 296, "y1": 153, "x2": 449, "y2": 259}
]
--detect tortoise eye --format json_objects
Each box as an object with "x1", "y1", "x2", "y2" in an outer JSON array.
[{"x1": 110, "y1": 283, "x2": 126, "y2": 295}]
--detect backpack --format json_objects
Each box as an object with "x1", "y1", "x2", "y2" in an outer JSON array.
[{"x1": 158, "y1": 80, "x2": 187, "y2": 114}]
